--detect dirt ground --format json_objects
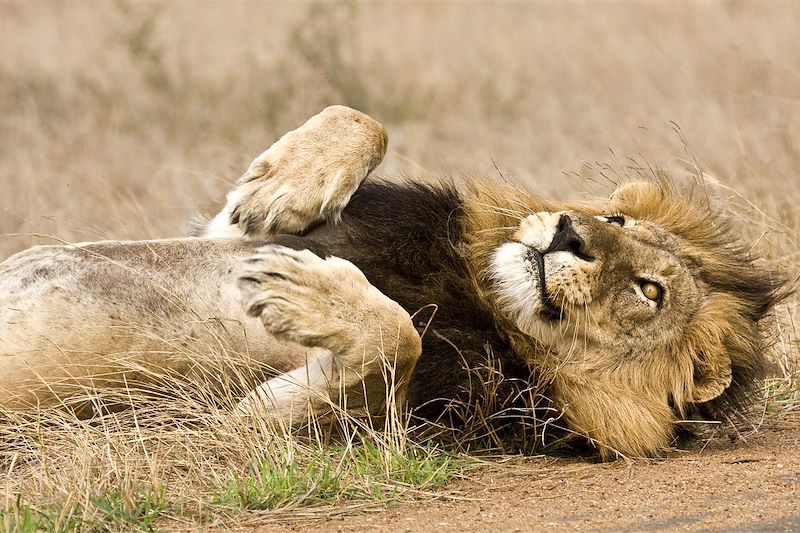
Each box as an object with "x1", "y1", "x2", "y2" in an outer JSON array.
[{"x1": 253, "y1": 420, "x2": 800, "y2": 533}]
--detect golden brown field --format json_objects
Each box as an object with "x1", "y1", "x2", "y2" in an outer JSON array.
[{"x1": 1, "y1": 2, "x2": 798, "y2": 531}]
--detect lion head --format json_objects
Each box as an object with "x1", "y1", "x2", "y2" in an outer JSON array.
[{"x1": 464, "y1": 179, "x2": 789, "y2": 459}]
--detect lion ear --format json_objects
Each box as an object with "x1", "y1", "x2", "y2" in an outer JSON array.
[
  {"x1": 609, "y1": 181, "x2": 661, "y2": 204},
  {"x1": 688, "y1": 350, "x2": 732, "y2": 404}
]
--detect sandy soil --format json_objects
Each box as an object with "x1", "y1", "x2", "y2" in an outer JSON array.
[{"x1": 253, "y1": 421, "x2": 799, "y2": 533}]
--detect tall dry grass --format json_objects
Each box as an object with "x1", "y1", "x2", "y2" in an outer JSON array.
[{"x1": 1, "y1": 1, "x2": 799, "y2": 530}]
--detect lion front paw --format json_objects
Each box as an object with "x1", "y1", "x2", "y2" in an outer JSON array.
[
  {"x1": 237, "y1": 245, "x2": 373, "y2": 350},
  {"x1": 206, "y1": 106, "x2": 387, "y2": 239}
]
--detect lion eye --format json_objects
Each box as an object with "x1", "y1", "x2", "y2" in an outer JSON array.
[
  {"x1": 640, "y1": 281, "x2": 663, "y2": 302},
  {"x1": 605, "y1": 215, "x2": 626, "y2": 226}
]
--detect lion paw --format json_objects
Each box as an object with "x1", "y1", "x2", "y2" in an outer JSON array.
[
  {"x1": 206, "y1": 106, "x2": 387, "y2": 239},
  {"x1": 236, "y1": 244, "x2": 421, "y2": 421},
  {"x1": 237, "y1": 245, "x2": 373, "y2": 350}
]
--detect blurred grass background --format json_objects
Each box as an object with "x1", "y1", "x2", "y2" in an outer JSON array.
[{"x1": 1, "y1": 2, "x2": 797, "y2": 257}]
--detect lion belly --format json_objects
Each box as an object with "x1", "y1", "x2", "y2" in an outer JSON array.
[{"x1": 0, "y1": 239, "x2": 325, "y2": 411}]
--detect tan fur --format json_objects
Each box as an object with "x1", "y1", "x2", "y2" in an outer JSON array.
[
  {"x1": 0, "y1": 239, "x2": 331, "y2": 409},
  {"x1": 0, "y1": 243, "x2": 420, "y2": 422}
]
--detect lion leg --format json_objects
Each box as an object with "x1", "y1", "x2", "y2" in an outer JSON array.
[
  {"x1": 234, "y1": 245, "x2": 421, "y2": 423},
  {"x1": 204, "y1": 105, "x2": 388, "y2": 239}
]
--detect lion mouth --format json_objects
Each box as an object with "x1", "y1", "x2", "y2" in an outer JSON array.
[{"x1": 525, "y1": 247, "x2": 564, "y2": 321}]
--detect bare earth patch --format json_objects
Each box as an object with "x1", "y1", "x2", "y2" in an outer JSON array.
[{"x1": 258, "y1": 421, "x2": 799, "y2": 533}]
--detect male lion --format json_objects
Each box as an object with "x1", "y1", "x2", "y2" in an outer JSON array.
[{"x1": 0, "y1": 106, "x2": 787, "y2": 459}]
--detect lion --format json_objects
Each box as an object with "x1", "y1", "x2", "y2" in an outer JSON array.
[{"x1": 0, "y1": 106, "x2": 788, "y2": 459}]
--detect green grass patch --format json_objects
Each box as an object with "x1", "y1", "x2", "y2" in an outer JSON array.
[
  {"x1": 0, "y1": 496, "x2": 82, "y2": 533},
  {"x1": 764, "y1": 377, "x2": 800, "y2": 416},
  {"x1": 92, "y1": 489, "x2": 166, "y2": 532},
  {"x1": 213, "y1": 439, "x2": 465, "y2": 511},
  {"x1": 1, "y1": 498, "x2": 44, "y2": 533},
  {"x1": 1, "y1": 488, "x2": 166, "y2": 533}
]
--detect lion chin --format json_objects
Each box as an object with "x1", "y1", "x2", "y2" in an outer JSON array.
[{"x1": 0, "y1": 106, "x2": 789, "y2": 460}]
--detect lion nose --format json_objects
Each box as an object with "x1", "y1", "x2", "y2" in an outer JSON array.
[{"x1": 546, "y1": 214, "x2": 594, "y2": 261}]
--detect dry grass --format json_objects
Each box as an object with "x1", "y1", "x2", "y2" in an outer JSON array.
[
  {"x1": 0, "y1": 389, "x2": 466, "y2": 531},
  {"x1": 1, "y1": 1, "x2": 799, "y2": 530}
]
